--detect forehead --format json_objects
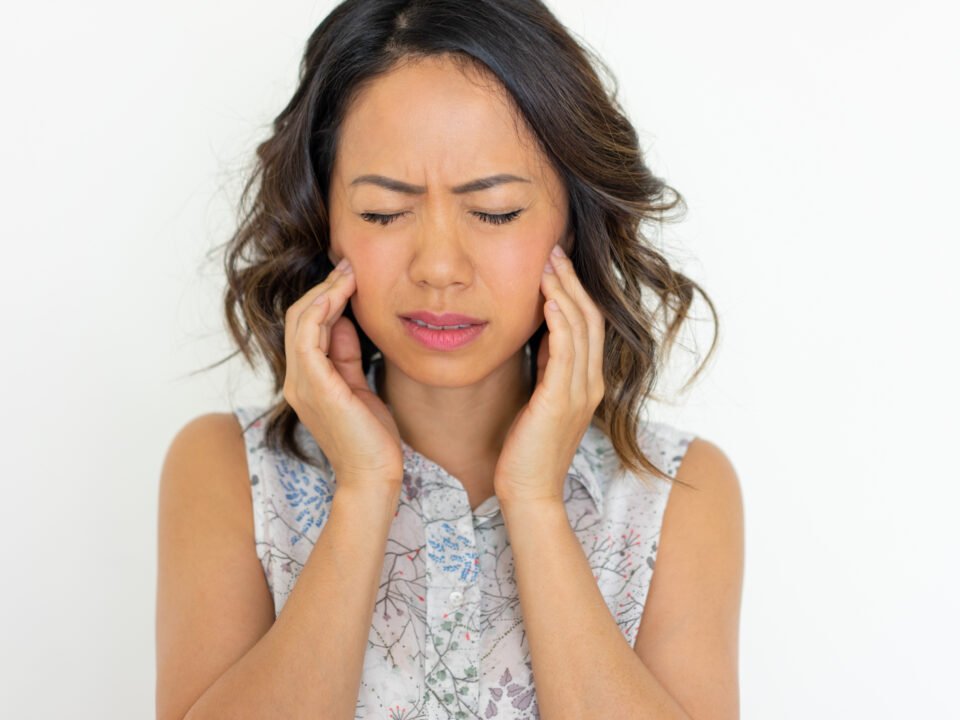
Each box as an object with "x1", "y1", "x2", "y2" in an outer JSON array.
[{"x1": 335, "y1": 55, "x2": 549, "y2": 181}]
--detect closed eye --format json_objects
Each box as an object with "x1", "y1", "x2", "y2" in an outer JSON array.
[
  {"x1": 359, "y1": 210, "x2": 523, "y2": 226},
  {"x1": 474, "y1": 210, "x2": 522, "y2": 226}
]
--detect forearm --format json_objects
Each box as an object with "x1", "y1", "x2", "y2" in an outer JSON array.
[
  {"x1": 185, "y1": 484, "x2": 401, "y2": 720},
  {"x1": 500, "y1": 498, "x2": 693, "y2": 720}
]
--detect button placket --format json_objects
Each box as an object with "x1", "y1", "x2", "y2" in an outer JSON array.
[{"x1": 421, "y1": 477, "x2": 483, "y2": 715}]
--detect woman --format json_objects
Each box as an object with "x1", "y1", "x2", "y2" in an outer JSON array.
[{"x1": 156, "y1": 1, "x2": 744, "y2": 718}]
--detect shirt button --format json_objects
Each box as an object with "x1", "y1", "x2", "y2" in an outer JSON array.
[{"x1": 448, "y1": 590, "x2": 464, "y2": 606}]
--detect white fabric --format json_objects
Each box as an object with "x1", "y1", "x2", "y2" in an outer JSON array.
[{"x1": 232, "y1": 358, "x2": 696, "y2": 719}]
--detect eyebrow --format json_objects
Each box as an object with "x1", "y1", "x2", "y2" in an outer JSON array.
[{"x1": 349, "y1": 173, "x2": 531, "y2": 195}]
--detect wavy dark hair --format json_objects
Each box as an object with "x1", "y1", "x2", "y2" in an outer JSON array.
[{"x1": 203, "y1": 0, "x2": 719, "y2": 490}]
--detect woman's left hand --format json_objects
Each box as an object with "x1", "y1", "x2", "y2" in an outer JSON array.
[{"x1": 493, "y1": 242, "x2": 606, "y2": 506}]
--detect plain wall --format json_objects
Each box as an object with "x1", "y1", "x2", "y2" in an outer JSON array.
[{"x1": 0, "y1": 0, "x2": 956, "y2": 716}]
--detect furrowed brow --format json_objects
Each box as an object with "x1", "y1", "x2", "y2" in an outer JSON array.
[{"x1": 349, "y1": 173, "x2": 531, "y2": 195}]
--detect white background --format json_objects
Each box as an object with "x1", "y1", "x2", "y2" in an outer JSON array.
[{"x1": 1, "y1": 0, "x2": 957, "y2": 717}]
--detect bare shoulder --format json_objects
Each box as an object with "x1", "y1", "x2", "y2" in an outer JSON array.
[
  {"x1": 160, "y1": 412, "x2": 251, "y2": 508},
  {"x1": 156, "y1": 412, "x2": 275, "y2": 720},
  {"x1": 674, "y1": 436, "x2": 743, "y2": 506},
  {"x1": 633, "y1": 436, "x2": 744, "y2": 720},
  {"x1": 158, "y1": 412, "x2": 257, "y2": 543}
]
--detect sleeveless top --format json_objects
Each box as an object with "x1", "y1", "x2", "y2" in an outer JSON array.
[{"x1": 232, "y1": 358, "x2": 696, "y2": 720}]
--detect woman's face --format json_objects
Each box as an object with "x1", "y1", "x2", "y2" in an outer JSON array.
[{"x1": 327, "y1": 54, "x2": 571, "y2": 387}]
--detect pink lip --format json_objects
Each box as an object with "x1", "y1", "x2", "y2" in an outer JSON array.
[
  {"x1": 401, "y1": 311, "x2": 486, "y2": 325},
  {"x1": 400, "y1": 317, "x2": 487, "y2": 351}
]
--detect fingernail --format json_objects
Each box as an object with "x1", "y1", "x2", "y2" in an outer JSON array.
[
  {"x1": 336, "y1": 257, "x2": 352, "y2": 273},
  {"x1": 544, "y1": 258, "x2": 555, "y2": 273},
  {"x1": 551, "y1": 244, "x2": 564, "y2": 258}
]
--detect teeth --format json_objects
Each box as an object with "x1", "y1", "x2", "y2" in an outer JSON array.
[{"x1": 410, "y1": 318, "x2": 473, "y2": 330}]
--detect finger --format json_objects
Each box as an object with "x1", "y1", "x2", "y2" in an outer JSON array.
[
  {"x1": 538, "y1": 266, "x2": 576, "y2": 409},
  {"x1": 542, "y1": 257, "x2": 588, "y2": 405},
  {"x1": 286, "y1": 265, "x2": 357, "y2": 392},
  {"x1": 296, "y1": 263, "x2": 356, "y2": 338},
  {"x1": 284, "y1": 259, "x2": 353, "y2": 360},
  {"x1": 289, "y1": 300, "x2": 339, "y2": 389},
  {"x1": 294, "y1": 296, "x2": 336, "y2": 357},
  {"x1": 285, "y1": 258, "x2": 353, "y2": 327},
  {"x1": 544, "y1": 245, "x2": 605, "y2": 403},
  {"x1": 287, "y1": 296, "x2": 357, "y2": 407},
  {"x1": 281, "y1": 299, "x2": 333, "y2": 400},
  {"x1": 297, "y1": 263, "x2": 357, "y2": 360}
]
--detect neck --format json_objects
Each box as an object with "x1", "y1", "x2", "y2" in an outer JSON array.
[{"x1": 375, "y1": 346, "x2": 533, "y2": 475}]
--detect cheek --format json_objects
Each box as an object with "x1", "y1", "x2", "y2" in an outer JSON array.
[
  {"x1": 507, "y1": 243, "x2": 550, "y2": 289},
  {"x1": 346, "y1": 254, "x2": 396, "y2": 328},
  {"x1": 486, "y1": 256, "x2": 548, "y2": 320},
  {"x1": 346, "y1": 287, "x2": 383, "y2": 349}
]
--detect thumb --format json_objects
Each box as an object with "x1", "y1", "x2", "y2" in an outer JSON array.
[{"x1": 327, "y1": 315, "x2": 368, "y2": 391}]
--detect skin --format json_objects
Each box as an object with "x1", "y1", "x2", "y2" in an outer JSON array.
[{"x1": 326, "y1": 54, "x2": 576, "y2": 509}]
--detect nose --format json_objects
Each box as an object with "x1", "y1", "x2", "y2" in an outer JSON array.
[{"x1": 407, "y1": 211, "x2": 474, "y2": 290}]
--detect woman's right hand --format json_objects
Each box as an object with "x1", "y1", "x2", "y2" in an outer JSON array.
[{"x1": 283, "y1": 257, "x2": 404, "y2": 496}]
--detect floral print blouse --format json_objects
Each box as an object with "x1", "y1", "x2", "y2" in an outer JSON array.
[{"x1": 232, "y1": 358, "x2": 696, "y2": 719}]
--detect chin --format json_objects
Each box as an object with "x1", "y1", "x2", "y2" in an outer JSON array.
[
  {"x1": 388, "y1": 341, "x2": 533, "y2": 387},
  {"x1": 388, "y1": 351, "x2": 491, "y2": 385}
]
